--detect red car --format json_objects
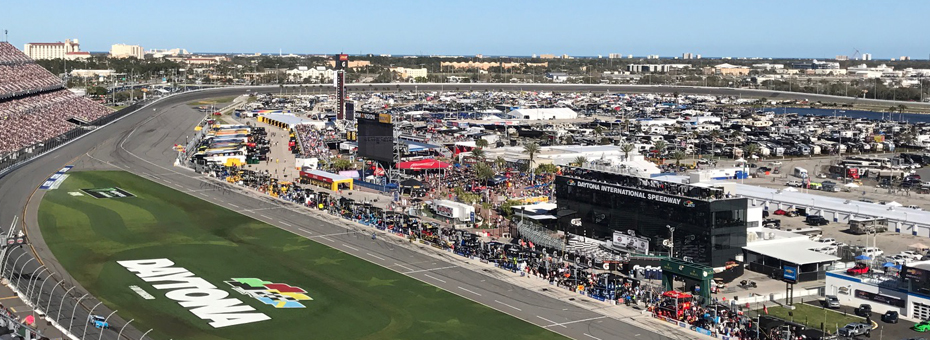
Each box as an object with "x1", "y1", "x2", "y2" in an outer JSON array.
[
  {"x1": 773, "y1": 209, "x2": 788, "y2": 216},
  {"x1": 846, "y1": 263, "x2": 870, "y2": 275}
]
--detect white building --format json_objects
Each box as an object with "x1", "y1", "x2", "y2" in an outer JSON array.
[
  {"x1": 626, "y1": 64, "x2": 691, "y2": 73},
  {"x1": 147, "y1": 48, "x2": 190, "y2": 58},
  {"x1": 861, "y1": 53, "x2": 872, "y2": 61},
  {"x1": 507, "y1": 108, "x2": 577, "y2": 120},
  {"x1": 286, "y1": 66, "x2": 335, "y2": 83},
  {"x1": 110, "y1": 44, "x2": 144, "y2": 59},
  {"x1": 390, "y1": 67, "x2": 428, "y2": 80},
  {"x1": 23, "y1": 39, "x2": 89, "y2": 60},
  {"x1": 70, "y1": 69, "x2": 118, "y2": 78}
]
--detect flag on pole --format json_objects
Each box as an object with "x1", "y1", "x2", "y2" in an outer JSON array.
[{"x1": 763, "y1": 304, "x2": 768, "y2": 315}]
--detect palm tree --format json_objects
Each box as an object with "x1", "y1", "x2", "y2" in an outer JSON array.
[
  {"x1": 523, "y1": 142, "x2": 541, "y2": 182},
  {"x1": 495, "y1": 156, "x2": 507, "y2": 170},
  {"x1": 671, "y1": 151, "x2": 686, "y2": 167},
  {"x1": 709, "y1": 130, "x2": 720, "y2": 159},
  {"x1": 743, "y1": 143, "x2": 760, "y2": 163},
  {"x1": 620, "y1": 143, "x2": 635, "y2": 161},
  {"x1": 470, "y1": 147, "x2": 486, "y2": 161},
  {"x1": 593, "y1": 125, "x2": 605, "y2": 138},
  {"x1": 475, "y1": 139, "x2": 489, "y2": 149},
  {"x1": 652, "y1": 140, "x2": 668, "y2": 158},
  {"x1": 573, "y1": 156, "x2": 587, "y2": 167},
  {"x1": 475, "y1": 163, "x2": 495, "y2": 187}
]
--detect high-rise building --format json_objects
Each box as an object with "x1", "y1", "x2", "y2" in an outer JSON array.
[
  {"x1": 835, "y1": 55, "x2": 849, "y2": 61},
  {"x1": 861, "y1": 53, "x2": 872, "y2": 61},
  {"x1": 608, "y1": 53, "x2": 623, "y2": 59},
  {"x1": 23, "y1": 39, "x2": 89, "y2": 60},
  {"x1": 682, "y1": 52, "x2": 694, "y2": 60},
  {"x1": 900, "y1": 56, "x2": 911, "y2": 61},
  {"x1": 110, "y1": 44, "x2": 144, "y2": 59}
]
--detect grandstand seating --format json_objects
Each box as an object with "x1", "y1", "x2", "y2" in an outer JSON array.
[{"x1": 0, "y1": 42, "x2": 111, "y2": 155}]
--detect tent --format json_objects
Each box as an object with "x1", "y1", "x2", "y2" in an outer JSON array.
[
  {"x1": 397, "y1": 159, "x2": 452, "y2": 170},
  {"x1": 886, "y1": 201, "x2": 903, "y2": 207},
  {"x1": 854, "y1": 255, "x2": 871, "y2": 260},
  {"x1": 400, "y1": 179, "x2": 423, "y2": 188}
]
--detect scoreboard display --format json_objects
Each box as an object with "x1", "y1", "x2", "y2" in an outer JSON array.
[{"x1": 357, "y1": 112, "x2": 394, "y2": 163}]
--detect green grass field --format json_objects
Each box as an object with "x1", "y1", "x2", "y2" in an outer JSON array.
[
  {"x1": 39, "y1": 171, "x2": 565, "y2": 340},
  {"x1": 761, "y1": 303, "x2": 866, "y2": 333}
]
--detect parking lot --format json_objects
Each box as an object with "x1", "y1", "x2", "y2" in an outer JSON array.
[{"x1": 804, "y1": 299, "x2": 920, "y2": 340}]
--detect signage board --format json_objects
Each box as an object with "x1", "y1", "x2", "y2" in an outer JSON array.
[
  {"x1": 782, "y1": 265, "x2": 798, "y2": 284},
  {"x1": 612, "y1": 231, "x2": 649, "y2": 254}
]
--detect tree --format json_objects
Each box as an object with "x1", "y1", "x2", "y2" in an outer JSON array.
[
  {"x1": 523, "y1": 142, "x2": 541, "y2": 182},
  {"x1": 474, "y1": 162, "x2": 495, "y2": 186},
  {"x1": 573, "y1": 156, "x2": 587, "y2": 167},
  {"x1": 743, "y1": 143, "x2": 760, "y2": 162},
  {"x1": 671, "y1": 151, "x2": 686, "y2": 167},
  {"x1": 331, "y1": 158, "x2": 354, "y2": 171},
  {"x1": 470, "y1": 147, "x2": 486, "y2": 161},
  {"x1": 475, "y1": 138, "x2": 489, "y2": 148},
  {"x1": 494, "y1": 156, "x2": 507, "y2": 170},
  {"x1": 708, "y1": 129, "x2": 720, "y2": 159},
  {"x1": 620, "y1": 143, "x2": 635, "y2": 161},
  {"x1": 593, "y1": 125, "x2": 605, "y2": 137},
  {"x1": 563, "y1": 134, "x2": 575, "y2": 145},
  {"x1": 652, "y1": 140, "x2": 668, "y2": 158},
  {"x1": 535, "y1": 163, "x2": 559, "y2": 175}
]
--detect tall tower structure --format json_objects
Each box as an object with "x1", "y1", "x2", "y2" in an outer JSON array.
[{"x1": 334, "y1": 54, "x2": 348, "y2": 120}]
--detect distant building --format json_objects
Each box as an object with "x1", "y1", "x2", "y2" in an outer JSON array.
[
  {"x1": 560, "y1": 54, "x2": 573, "y2": 59},
  {"x1": 287, "y1": 66, "x2": 334, "y2": 82},
  {"x1": 23, "y1": 38, "x2": 89, "y2": 60},
  {"x1": 682, "y1": 52, "x2": 694, "y2": 60},
  {"x1": 790, "y1": 59, "x2": 840, "y2": 70},
  {"x1": 608, "y1": 53, "x2": 623, "y2": 59},
  {"x1": 751, "y1": 63, "x2": 784, "y2": 70},
  {"x1": 713, "y1": 63, "x2": 750, "y2": 76},
  {"x1": 646, "y1": 55, "x2": 660, "y2": 60},
  {"x1": 390, "y1": 67, "x2": 428, "y2": 80},
  {"x1": 110, "y1": 44, "x2": 143, "y2": 59},
  {"x1": 861, "y1": 53, "x2": 872, "y2": 61},
  {"x1": 147, "y1": 48, "x2": 189, "y2": 58},
  {"x1": 441, "y1": 61, "x2": 547, "y2": 70},
  {"x1": 900, "y1": 56, "x2": 911, "y2": 61},
  {"x1": 325, "y1": 60, "x2": 371, "y2": 69},
  {"x1": 70, "y1": 69, "x2": 118, "y2": 78},
  {"x1": 626, "y1": 64, "x2": 690, "y2": 73},
  {"x1": 835, "y1": 55, "x2": 849, "y2": 61},
  {"x1": 538, "y1": 54, "x2": 557, "y2": 59}
]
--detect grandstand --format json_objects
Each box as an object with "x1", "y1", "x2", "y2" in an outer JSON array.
[{"x1": 0, "y1": 42, "x2": 110, "y2": 155}]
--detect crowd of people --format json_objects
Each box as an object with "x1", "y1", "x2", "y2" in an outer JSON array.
[
  {"x1": 0, "y1": 43, "x2": 31, "y2": 65},
  {"x1": 293, "y1": 124, "x2": 339, "y2": 158},
  {"x1": 0, "y1": 63, "x2": 63, "y2": 99},
  {"x1": 0, "y1": 89, "x2": 111, "y2": 154}
]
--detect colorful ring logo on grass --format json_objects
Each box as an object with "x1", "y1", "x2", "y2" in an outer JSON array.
[{"x1": 226, "y1": 278, "x2": 312, "y2": 308}]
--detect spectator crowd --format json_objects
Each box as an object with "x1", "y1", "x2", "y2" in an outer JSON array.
[{"x1": 0, "y1": 42, "x2": 111, "y2": 156}]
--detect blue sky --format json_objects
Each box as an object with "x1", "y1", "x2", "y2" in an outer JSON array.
[{"x1": 1, "y1": 0, "x2": 926, "y2": 59}]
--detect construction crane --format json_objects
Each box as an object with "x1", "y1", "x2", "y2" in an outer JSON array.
[{"x1": 851, "y1": 48, "x2": 861, "y2": 61}]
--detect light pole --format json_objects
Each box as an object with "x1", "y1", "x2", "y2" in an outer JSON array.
[
  {"x1": 82, "y1": 301, "x2": 103, "y2": 339},
  {"x1": 69, "y1": 293, "x2": 90, "y2": 331},
  {"x1": 667, "y1": 225, "x2": 676, "y2": 259},
  {"x1": 98, "y1": 310, "x2": 118, "y2": 340},
  {"x1": 117, "y1": 319, "x2": 134, "y2": 339}
]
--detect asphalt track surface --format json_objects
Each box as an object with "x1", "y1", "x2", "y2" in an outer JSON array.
[{"x1": 2, "y1": 84, "x2": 925, "y2": 339}]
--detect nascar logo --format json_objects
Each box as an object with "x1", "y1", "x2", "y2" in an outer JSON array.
[{"x1": 226, "y1": 278, "x2": 312, "y2": 308}]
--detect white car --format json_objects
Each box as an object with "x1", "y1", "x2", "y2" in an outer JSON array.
[
  {"x1": 891, "y1": 254, "x2": 912, "y2": 265},
  {"x1": 819, "y1": 238, "x2": 837, "y2": 245},
  {"x1": 900, "y1": 251, "x2": 922, "y2": 261},
  {"x1": 862, "y1": 247, "x2": 884, "y2": 257}
]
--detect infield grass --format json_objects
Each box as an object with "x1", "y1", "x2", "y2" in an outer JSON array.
[{"x1": 39, "y1": 171, "x2": 566, "y2": 340}]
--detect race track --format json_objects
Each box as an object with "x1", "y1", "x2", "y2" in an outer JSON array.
[{"x1": 3, "y1": 83, "x2": 907, "y2": 339}]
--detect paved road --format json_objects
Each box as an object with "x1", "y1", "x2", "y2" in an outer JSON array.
[{"x1": 0, "y1": 87, "x2": 702, "y2": 340}]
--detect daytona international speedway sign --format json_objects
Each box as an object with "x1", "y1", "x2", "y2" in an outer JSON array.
[{"x1": 119, "y1": 259, "x2": 272, "y2": 328}]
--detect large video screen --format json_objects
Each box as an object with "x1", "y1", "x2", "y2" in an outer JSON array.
[{"x1": 357, "y1": 112, "x2": 394, "y2": 163}]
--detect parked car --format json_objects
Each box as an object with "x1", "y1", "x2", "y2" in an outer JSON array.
[
  {"x1": 838, "y1": 322, "x2": 871, "y2": 337},
  {"x1": 914, "y1": 320, "x2": 930, "y2": 332},
  {"x1": 773, "y1": 209, "x2": 788, "y2": 216},
  {"x1": 819, "y1": 238, "x2": 836, "y2": 245},
  {"x1": 892, "y1": 254, "x2": 914, "y2": 265},
  {"x1": 854, "y1": 303, "x2": 873, "y2": 317},
  {"x1": 901, "y1": 251, "x2": 923, "y2": 260},
  {"x1": 806, "y1": 215, "x2": 829, "y2": 226},
  {"x1": 863, "y1": 247, "x2": 884, "y2": 257},
  {"x1": 786, "y1": 180, "x2": 803, "y2": 187},
  {"x1": 882, "y1": 310, "x2": 899, "y2": 323},
  {"x1": 88, "y1": 315, "x2": 109, "y2": 329},
  {"x1": 824, "y1": 295, "x2": 840, "y2": 308},
  {"x1": 847, "y1": 263, "x2": 870, "y2": 275}
]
